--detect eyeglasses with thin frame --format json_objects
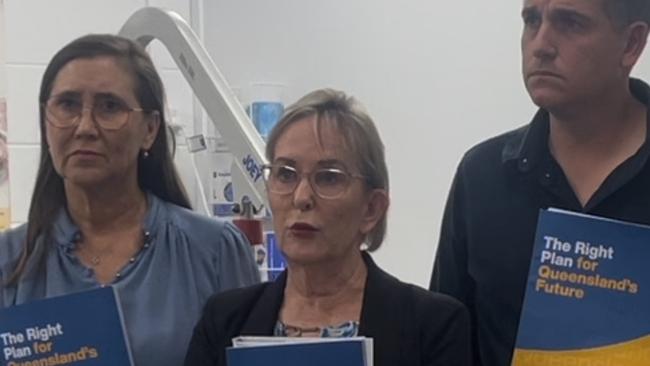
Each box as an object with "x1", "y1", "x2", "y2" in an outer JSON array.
[
  {"x1": 43, "y1": 93, "x2": 157, "y2": 131},
  {"x1": 262, "y1": 163, "x2": 367, "y2": 200}
]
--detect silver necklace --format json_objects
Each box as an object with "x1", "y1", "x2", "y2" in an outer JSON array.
[{"x1": 76, "y1": 231, "x2": 152, "y2": 268}]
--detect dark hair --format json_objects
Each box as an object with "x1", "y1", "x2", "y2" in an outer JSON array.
[
  {"x1": 604, "y1": 0, "x2": 650, "y2": 27},
  {"x1": 7, "y1": 34, "x2": 191, "y2": 285},
  {"x1": 265, "y1": 89, "x2": 389, "y2": 251}
]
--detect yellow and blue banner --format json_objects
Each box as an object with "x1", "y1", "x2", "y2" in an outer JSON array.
[
  {"x1": 0, "y1": 287, "x2": 133, "y2": 366},
  {"x1": 513, "y1": 208, "x2": 650, "y2": 366}
]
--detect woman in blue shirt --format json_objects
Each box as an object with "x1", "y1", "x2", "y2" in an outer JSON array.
[{"x1": 0, "y1": 34, "x2": 259, "y2": 366}]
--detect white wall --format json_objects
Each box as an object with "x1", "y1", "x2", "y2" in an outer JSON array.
[
  {"x1": 3, "y1": 0, "x2": 198, "y2": 226},
  {"x1": 202, "y1": 1, "x2": 650, "y2": 286}
]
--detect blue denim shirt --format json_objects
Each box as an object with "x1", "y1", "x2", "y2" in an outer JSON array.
[{"x1": 0, "y1": 193, "x2": 260, "y2": 366}]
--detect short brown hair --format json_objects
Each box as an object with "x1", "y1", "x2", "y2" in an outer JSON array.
[
  {"x1": 604, "y1": 0, "x2": 650, "y2": 27},
  {"x1": 265, "y1": 89, "x2": 389, "y2": 251}
]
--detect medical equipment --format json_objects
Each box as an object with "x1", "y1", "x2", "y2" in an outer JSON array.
[{"x1": 119, "y1": 7, "x2": 269, "y2": 215}]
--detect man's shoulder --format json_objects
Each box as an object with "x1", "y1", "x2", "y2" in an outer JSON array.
[{"x1": 461, "y1": 124, "x2": 530, "y2": 168}]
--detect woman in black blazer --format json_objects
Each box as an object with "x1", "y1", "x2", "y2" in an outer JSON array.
[{"x1": 185, "y1": 89, "x2": 471, "y2": 366}]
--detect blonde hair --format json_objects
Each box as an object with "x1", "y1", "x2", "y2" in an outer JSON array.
[{"x1": 266, "y1": 89, "x2": 389, "y2": 251}]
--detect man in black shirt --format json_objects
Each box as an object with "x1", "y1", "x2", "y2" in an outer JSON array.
[{"x1": 430, "y1": 1, "x2": 650, "y2": 365}]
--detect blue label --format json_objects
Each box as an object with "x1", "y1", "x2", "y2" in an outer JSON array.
[
  {"x1": 213, "y1": 203, "x2": 236, "y2": 217},
  {"x1": 266, "y1": 232, "x2": 286, "y2": 281},
  {"x1": 242, "y1": 155, "x2": 263, "y2": 183}
]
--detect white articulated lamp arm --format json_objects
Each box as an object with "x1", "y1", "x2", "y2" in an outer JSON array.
[{"x1": 119, "y1": 7, "x2": 269, "y2": 213}]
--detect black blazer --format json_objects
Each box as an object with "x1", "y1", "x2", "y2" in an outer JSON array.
[{"x1": 185, "y1": 253, "x2": 471, "y2": 366}]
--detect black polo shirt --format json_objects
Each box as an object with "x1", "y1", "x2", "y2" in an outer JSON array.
[{"x1": 430, "y1": 79, "x2": 650, "y2": 366}]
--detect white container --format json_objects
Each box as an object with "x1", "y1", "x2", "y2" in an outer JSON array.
[{"x1": 209, "y1": 138, "x2": 236, "y2": 217}]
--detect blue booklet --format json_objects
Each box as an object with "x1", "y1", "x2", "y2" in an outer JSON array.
[
  {"x1": 227, "y1": 336, "x2": 372, "y2": 366},
  {"x1": 512, "y1": 209, "x2": 650, "y2": 365},
  {"x1": 0, "y1": 286, "x2": 133, "y2": 366}
]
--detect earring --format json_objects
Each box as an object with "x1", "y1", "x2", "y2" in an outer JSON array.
[{"x1": 143, "y1": 150, "x2": 150, "y2": 159}]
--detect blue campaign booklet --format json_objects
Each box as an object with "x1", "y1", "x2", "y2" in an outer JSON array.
[
  {"x1": 0, "y1": 286, "x2": 133, "y2": 366},
  {"x1": 227, "y1": 336, "x2": 372, "y2": 366},
  {"x1": 512, "y1": 208, "x2": 650, "y2": 366}
]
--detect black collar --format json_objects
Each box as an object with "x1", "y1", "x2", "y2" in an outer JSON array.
[
  {"x1": 503, "y1": 78, "x2": 650, "y2": 172},
  {"x1": 235, "y1": 252, "x2": 417, "y2": 365},
  {"x1": 500, "y1": 78, "x2": 650, "y2": 210},
  {"x1": 239, "y1": 251, "x2": 410, "y2": 339}
]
